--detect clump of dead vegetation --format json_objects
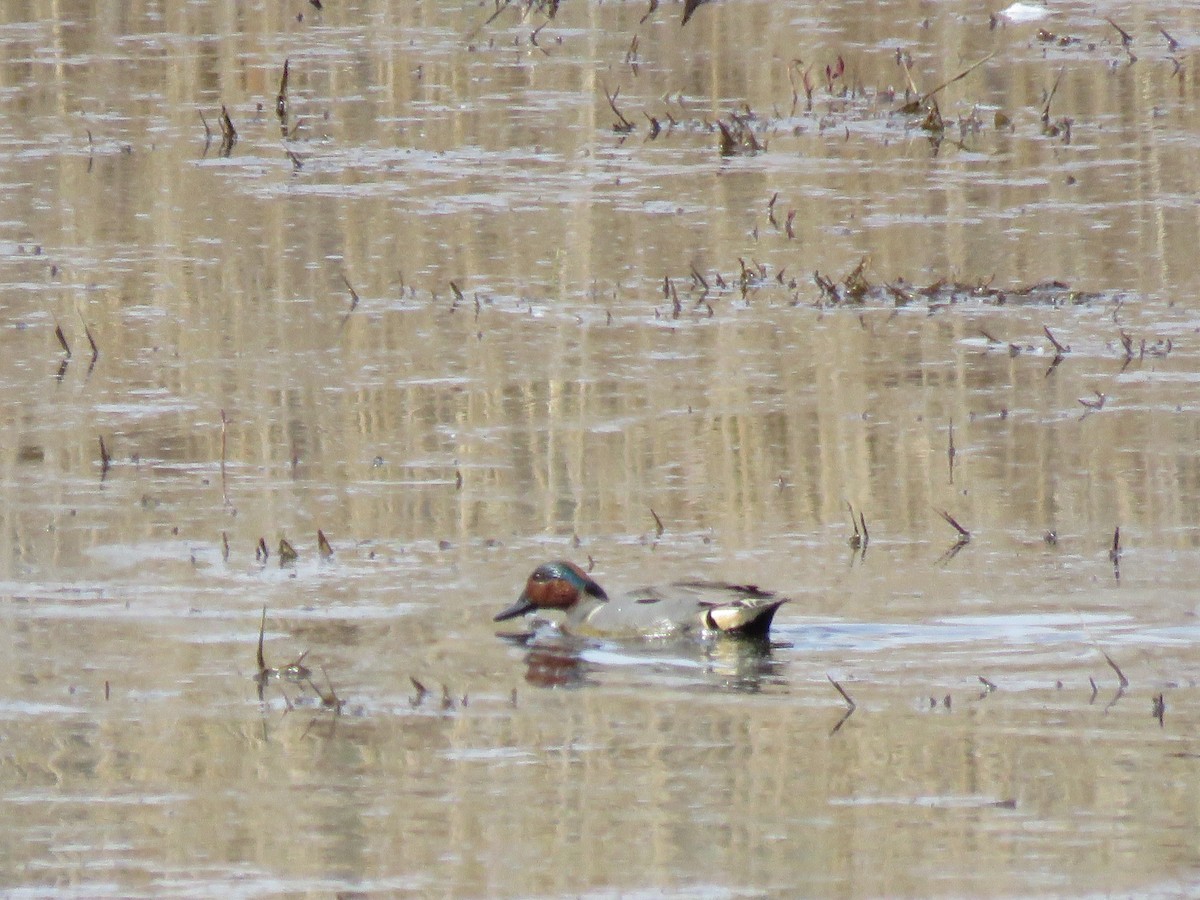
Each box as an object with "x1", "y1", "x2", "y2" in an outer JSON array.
[{"x1": 810, "y1": 257, "x2": 1105, "y2": 308}]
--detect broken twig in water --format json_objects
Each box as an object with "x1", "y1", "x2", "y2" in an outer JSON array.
[
  {"x1": 1105, "y1": 16, "x2": 1133, "y2": 48},
  {"x1": 219, "y1": 105, "x2": 237, "y2": 155},
  {"x1": 341, "y1": 275, "x2": 360, "y2": 313},
  {"x1": 276, "y1": 58, "x2": 290, "y2": 125},
  {"x1": 650, "y1": 507, "x2": 665, "y2": 538},
  {"x1": 934, "y1": 508, "x2": 971, "y2": 563},
  {"x1": 256, "y1": 606, "x2": 268, "y2": 675},
  {"x1": 947, "y1": 418, "x2": 956, "y2": 484},
  {"x1": 1040, "y1": 67, "x2": 1075, "y2": 137},
  {"x1": 54, "y1": 319, "x2": 71, "y2": 357},
  {"x1": 827, "y1": 675, "x2": 857, "y2": 735},
  {"x1": 921, "y1": 51, "x2": 996, "y2": 105},
  {"x1": 1078, "y1": 390, "x2": 1106, "y2": 413},
  {"x1": 602, "y1": 82, "x2": 635, "y2": 133},
  {"x1": 1109, "y1": 526, "x2": 1121, "y2": 580},
  {"x1": 311, "y1": 666, "x2": 345, "y2": 714},
  {"x1": 410, "y1": 676, "x2": 428, "y2": 707},
  {"x1": 1043, "y1": 325, "x2": 1068, "y2": 355},
  {"x1": 98, "y1": 436, "x2": 111, "y2": 478},
  {"x1": 828, "y1": 675, "x2": 856, "y2": 710},
  {"x1": 1101, "y1": 649, "x2": 1129, "y2": 689},
  {"x1": 847, "y1": 501, "x2": 864, "y2": 550},
  {"x1": 936, "y1": 508, "x2": 970, "y2": 540},
  {"x1": 73, "y1": 308, "x2": 99, "y2": 370},
  {"x1": 219, "y1": 409, "x2": 228, "y2": 474}
]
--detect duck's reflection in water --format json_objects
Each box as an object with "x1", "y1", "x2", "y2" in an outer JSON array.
[{"x1": 501, "y1": 626, "x2": 788, "y2": 692}]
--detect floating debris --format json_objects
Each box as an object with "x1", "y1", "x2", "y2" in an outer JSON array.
[
  {"x1": 811, "y1": 260, "x2": 1103, "y2": 308},
  {"x1": 603, "y1": 82, "x2": 635, "y2": 133},
  {"x1": 717, "y1": 114, "x2": 764, "y2": 155}
]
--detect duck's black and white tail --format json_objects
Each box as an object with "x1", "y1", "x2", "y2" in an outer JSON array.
[{"x1": 695, "y1": 587, "x2": 788, "y2": 639}]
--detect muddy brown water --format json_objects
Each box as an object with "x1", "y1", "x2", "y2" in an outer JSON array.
[{"x1": 2, "y1": 0, "x2": 1200, "y2": 895}]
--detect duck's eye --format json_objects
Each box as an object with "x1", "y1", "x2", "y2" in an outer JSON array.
[{"x1": 532, "y1": 568, "x2": 553, "y2": 583}]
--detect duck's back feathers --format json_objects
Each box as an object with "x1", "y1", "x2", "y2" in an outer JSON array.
[
  {"x1": 591, "y1": 580, "x2": 787, "y2": 639},
  {"x1": 497, "y1": 563, "x2": 789, "y2": 640}
]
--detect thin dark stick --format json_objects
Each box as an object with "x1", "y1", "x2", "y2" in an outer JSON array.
[
  {"x1": 1101, "y1": 650, "x2": 1129, "y2": 688},
  {"x1": 828, "y1": 674, "x2": 856, "y2": 710},
  {"x1": 98, "y1": 436, "x2": 111, "y2": 478},
  {"x1": 256, "y1": 606, "x2": 268, "y2": 673},
  {"x1": 650, "y1": 508, "x2": 665, "y2": 537},
  {"x1": 54, "y1": 320, "x2": 71, "y2": 357},
  {"x1": 936, "y1": 508, "x2": 970, "y2": 539},
  {"x1": 341, "y1": 275, "x2": 360, "y2": 312},
  {"x1": 1043, "y1": 325, "x2": 1067, "y2": 354}
]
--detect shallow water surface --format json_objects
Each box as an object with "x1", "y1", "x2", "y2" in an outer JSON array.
[{"x1": 2, "y1": 0, "x2": 1200, "y2": 895}]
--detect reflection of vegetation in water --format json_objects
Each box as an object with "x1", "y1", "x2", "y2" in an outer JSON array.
[{"x1": 0, "y1": 2, "x2": 1198, "y2": 892}]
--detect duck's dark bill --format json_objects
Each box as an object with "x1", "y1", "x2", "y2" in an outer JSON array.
[{"x1": 493, "y1": 596, "x2": 536, "y2": 622}]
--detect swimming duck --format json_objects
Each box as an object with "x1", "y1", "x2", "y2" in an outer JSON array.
[{"x1": 494, "y1": 561, "x2": 788, "y2": 640}]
